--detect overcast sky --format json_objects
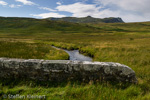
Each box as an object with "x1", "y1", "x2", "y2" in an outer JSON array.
[{"x1": 0, "y1": 0, "x2": 149, "y2": 22}]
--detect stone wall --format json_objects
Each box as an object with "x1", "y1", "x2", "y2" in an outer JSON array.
[{"x1": 0, "y1": 58, "x2": 137, "y2": 83}]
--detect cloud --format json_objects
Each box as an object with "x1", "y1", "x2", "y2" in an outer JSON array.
[
  {"x1": 56, "y1": 2, "x2": 61, "y2": 5},
  {"x1": 15, "y1": 0, "x2": 35, "y2": 5},
  {"x1": 9, "y1": 4, "x2": 22, "y2": 8},
  {"x1": 39, "y1": 7, "x2": 56, "y2": 12},
  {"x1": 93, "y1": 9, "x2": 148, "y2": 22},
  {"x1": 0, "y1": 1, "x2": 7, "y2": 6},
  {"x1": 56, "y1": 2, "x2": 101, "y2": 17},
  {"x1": 56, "y1": 1, "x2": 150, "y2": 22},
  {"x1": 94, "y1": 0, "x2": 150, "y2": 22},
  {"x1": 95, "y1": 0, "x2": 150, "y2": 13},
  {"x1": 31, "y1": 12, "x2": 66, "y2": 18}
]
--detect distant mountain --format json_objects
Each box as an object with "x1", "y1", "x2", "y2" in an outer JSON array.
[{"x1": 46, "y1": 16, "x2": 124, "y2": 23}]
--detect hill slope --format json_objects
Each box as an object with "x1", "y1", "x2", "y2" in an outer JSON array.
[
  {"x1": 47, "y1": 16, "x2": 124, "y2": 23},
  {"x1": 0, "y1": 17, "x2": 100, "y2": 35}
]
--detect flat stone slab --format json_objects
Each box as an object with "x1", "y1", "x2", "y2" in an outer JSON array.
[{"x1": 0, "y1": 58, "x2": 137, "y2": 83}]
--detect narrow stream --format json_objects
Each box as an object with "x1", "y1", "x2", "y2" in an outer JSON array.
[{"x1": 52, "y1": 46, "x2": 92, "y2": 61}]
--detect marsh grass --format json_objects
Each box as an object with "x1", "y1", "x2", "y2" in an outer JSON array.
[
  {"x1": 0, "y1": 41, "x2": 69, "y2": 60},
  {"x1": 0, "y1": 79, "x2": 140, "y2": 100}
]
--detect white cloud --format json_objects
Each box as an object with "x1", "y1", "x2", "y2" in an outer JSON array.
[
  {"x1": 94, "y1": 0, "x2": 150, "y2": 22},
  {"x1": 56, "y1": 2, "x2": 61, "y2": 5},
  {"x1": 93, "y1": 9, "x2": 149, "y2": 22},
  {"x1": 56, "y1": 3, "x2": 121, "y2": 20},
  {"x1": 0, "y1": 1, "x2": 7, "y2": 6},
  {"x1": 56, "y1": 1, "x2": 150, "y2": 22},
  {"x1": 9, "y1": 4, "x2": 22, "y2": 8},
  {"x1": 15, "y1": 0, "x2": 35, "y2": 5},
  {"x1": 56, "y1": 2, "x2": 100, "y2": 17},
  {"x1": 39, "y1": 7, "x2": 56, "y2": 12},
  {"x1": 30, "y1": 12, "x2": 66, "y2": 18},
  {"x1": 95, "y1": 0, "x2": 150, "y2": 13}
]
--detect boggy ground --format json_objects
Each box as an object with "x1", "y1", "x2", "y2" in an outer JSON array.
[{"x1": 0, "y1": 19, "x2": 150, "y2": 99}]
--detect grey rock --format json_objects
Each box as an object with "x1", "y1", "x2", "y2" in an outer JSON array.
[{"x1": 0, "y1": 58, "x2": 137, "y2": 83}]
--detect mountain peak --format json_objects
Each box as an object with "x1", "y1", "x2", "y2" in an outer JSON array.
[{"x1": 86, "y1": 16, "x2": 92, "y2": 18}]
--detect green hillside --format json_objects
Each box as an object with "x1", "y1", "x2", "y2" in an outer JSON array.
[
  {"x1": 47, "y1": 16, "x2": 124, "y2": 23},
  {"x1": 0, "y1": 17, "x2": 100, "y2": 36}
]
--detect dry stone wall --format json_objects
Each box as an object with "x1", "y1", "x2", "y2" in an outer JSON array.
[{"x1": 0, "y1": 58, "x2": 137, "y2": 83}]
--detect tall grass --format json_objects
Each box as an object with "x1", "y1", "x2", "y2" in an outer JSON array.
[{"x1": 0, "y1": 41, "x2": 69, "y2": 60}]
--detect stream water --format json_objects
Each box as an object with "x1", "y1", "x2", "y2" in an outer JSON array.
[{"x1": 52, "y1": 46, "x2": 92, "y2": 61}]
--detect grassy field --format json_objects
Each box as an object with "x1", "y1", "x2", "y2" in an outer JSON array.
[
  {"x1": 0, "y1": 17, "x2": 150, "y2": 99},
  {"x1": 0, "y1": 41, "x2": 69, "y2": 60}
]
